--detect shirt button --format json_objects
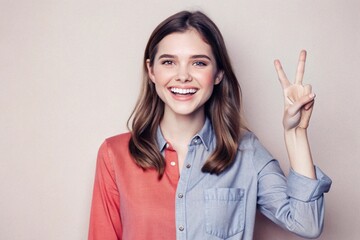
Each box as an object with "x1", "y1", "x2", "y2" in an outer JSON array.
[
  {"x1": 178, "y1": 193, "x2": 183, "y2": 198},
  {"x1": 170, "y1": 161, "x2": 176, "y2": 166},
  {"x1": 179, "y1": 225, "x2": 184, "y2": 231},
  {"x1": 186, "y1": 164, "x2": 191, "y2": 168}
]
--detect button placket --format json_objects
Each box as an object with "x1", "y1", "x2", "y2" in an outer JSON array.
[
  {"x1": 175, "y1": 146, "x2": 196, "y2": 239},
  {"x1": 164, "y1": 143, "x2": 180, "y2": 186}
]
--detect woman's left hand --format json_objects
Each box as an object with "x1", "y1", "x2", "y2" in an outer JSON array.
[{"x1": 274, "y1": 50, "x2": 315, "y2": 131}]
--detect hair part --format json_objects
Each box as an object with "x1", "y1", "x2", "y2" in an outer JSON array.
[{"x1": 127, "y1": 10, "x2": 247, "y2": 177}]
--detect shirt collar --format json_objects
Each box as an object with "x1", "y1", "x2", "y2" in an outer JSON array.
[
  {"x1": 156, "y1": 117, "x2": 213, "y2": 151},
  {"x1": 156, "y1": 127, "x2": 168, "y2": 152},
  {"x1": 192, "y1": 117, "x2": 213, "y2": 150}
]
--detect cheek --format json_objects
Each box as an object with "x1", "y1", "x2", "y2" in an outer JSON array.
[
  {"x1": 152, "y1": 68, "x2": 174, "y2": 83},
  {"x1": 196, "y1": 70, "x2": 217, "y2": 85}
]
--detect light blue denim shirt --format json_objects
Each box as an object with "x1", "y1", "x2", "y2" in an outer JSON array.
[{"x1": 156, "y1": 118, "x2": 332, "y2": 240}]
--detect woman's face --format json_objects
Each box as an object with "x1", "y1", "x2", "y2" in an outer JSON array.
[{"x1": 147, "y1": 29, "x2": 222, "y2": 120}]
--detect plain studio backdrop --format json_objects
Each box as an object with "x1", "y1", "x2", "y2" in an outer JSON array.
[{"x1": 1, "y1": 0, "x2": 359, "y2": 239}]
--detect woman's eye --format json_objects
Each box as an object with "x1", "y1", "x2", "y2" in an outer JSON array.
[
  {"x1": 162, "y1": 60, "x2": 174, "y2": 65},
  {"x1": 193, "y1": 61, "x2": 207, "y2": 66}
]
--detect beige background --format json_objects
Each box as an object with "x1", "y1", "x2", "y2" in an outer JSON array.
[{"x1": 1, "y1": 0, "x2": 359, "y2": 239}]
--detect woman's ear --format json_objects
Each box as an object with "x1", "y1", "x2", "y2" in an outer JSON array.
[
  {"x1": 146, "y1": 59, "x2": 155, "y2": 83},
  {"x1": 214, "y1": 70, "x2": 224, "y2": 85}
]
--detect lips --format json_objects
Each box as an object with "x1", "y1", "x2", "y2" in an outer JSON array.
[{"x1": 170, "y1": 87, "x2": 198, "y2": 95}]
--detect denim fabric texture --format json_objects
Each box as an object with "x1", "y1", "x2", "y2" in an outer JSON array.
[{"x1": 155, "y1": 118, "x2": 332, "y2": 240}]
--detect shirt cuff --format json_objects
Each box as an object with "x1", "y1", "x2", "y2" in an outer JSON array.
[{"x1": 287, "y1": 166, "x2": 332, "y2": 202}]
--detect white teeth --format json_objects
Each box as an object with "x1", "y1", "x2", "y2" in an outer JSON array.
[{"x1": 170, "y1": 87, "x2": 197, "y2": 95}]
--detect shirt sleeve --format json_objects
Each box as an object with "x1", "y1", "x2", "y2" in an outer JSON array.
[
  {"x1": 88, "y1": 141, "x2": 122, "y2": 240},
  {"x1": 253, "y1": 138, "x2": 332, "y2": 238}
]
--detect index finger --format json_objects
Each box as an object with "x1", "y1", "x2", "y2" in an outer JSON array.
[
  {"x1": 295, "y1": 50, "x2": 307, "y2": 85},
  {"x1": 274, "y1": 59, "x2": 290, "y2": 89}
]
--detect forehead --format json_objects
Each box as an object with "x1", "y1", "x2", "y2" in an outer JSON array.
[{"x1": 156, "y1": 29, "x2": 214, "y2": 57}]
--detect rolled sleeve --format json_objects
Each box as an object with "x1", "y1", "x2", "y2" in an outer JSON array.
[{"x1": 287, "y1": 166, "x2": 332, "y2": 202}]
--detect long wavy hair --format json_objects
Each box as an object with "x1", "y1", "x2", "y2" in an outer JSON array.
[{"x1": 127, "y1": 10, "x2": 246, "y2": 177}]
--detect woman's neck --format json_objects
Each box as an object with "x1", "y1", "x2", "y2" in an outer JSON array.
[{"x1": 160, "y1": 111, "x2": 205, "y2": 148}]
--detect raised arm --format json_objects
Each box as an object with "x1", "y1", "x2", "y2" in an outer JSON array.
[{"x1": 274, "y1": 50, "x2": 316, "y2": 179}]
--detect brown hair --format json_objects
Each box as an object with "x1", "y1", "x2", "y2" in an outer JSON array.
[{"x1": 127, "y1": 10, "x2": 246, "y2": 177}]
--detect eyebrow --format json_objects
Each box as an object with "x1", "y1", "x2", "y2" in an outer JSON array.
[{"x1": 157, "y1": 54, "x2": 212, "y2": 61}]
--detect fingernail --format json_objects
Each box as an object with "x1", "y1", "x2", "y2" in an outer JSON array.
[{"x1": 309, "y1": 93, "x2": 315, "y2": 98}]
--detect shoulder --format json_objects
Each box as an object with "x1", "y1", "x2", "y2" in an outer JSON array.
[
  {"x1": 96, "y1": 132, "x2": 139, "y2": 171},
  {"x1": 237, "y1": 130, "x2": 268, "y2": 150},
  {"x1": 98, "y1": 132, "x2": 132, "y2": 157},
  {"x1": 105, "y1": 132, "x2": 132, "y2": 146},
  {"x1": 237, "y1": 130, "x2": 274, "y2": 173},
  {"x1": 238, "y1": 130, "x2": 256, "y2": 150}
]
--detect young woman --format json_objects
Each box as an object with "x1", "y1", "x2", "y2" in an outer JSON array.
[{"x1": 88, "y1": 11, "x2": 331, "y2": 240}]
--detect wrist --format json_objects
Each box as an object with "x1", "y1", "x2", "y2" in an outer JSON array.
[
  {"x1": 284, "y1": 127, "x2": 315, "y2": 179},
  {"x1": 284, "y1": 127, "x2": 307, "y2": 138}
]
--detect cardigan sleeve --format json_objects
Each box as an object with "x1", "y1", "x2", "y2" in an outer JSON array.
[{"x1": 88, "y1": 141, "x2": 122, "y2": 240}]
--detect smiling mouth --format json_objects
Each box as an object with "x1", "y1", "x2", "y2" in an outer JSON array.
[{"x1": 170, "y1": 87, "x2": 198, "y2": 95}]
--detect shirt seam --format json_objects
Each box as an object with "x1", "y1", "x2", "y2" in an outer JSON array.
[{"x1": 103, "y1": 139, "x2": 120, "y2": 196}]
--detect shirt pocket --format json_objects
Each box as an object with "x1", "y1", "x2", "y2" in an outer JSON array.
[{"x1": 204, "y1": 188, "x2": 245, "y2": 239}]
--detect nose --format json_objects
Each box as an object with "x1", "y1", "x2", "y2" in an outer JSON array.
[{"x1": 176, "y1": 64, "x2": 192, "y2": 82}]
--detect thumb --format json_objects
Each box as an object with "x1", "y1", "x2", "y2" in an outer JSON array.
[{"x1": 287, "y1": 93, "x2": 316, "y2": 117}]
